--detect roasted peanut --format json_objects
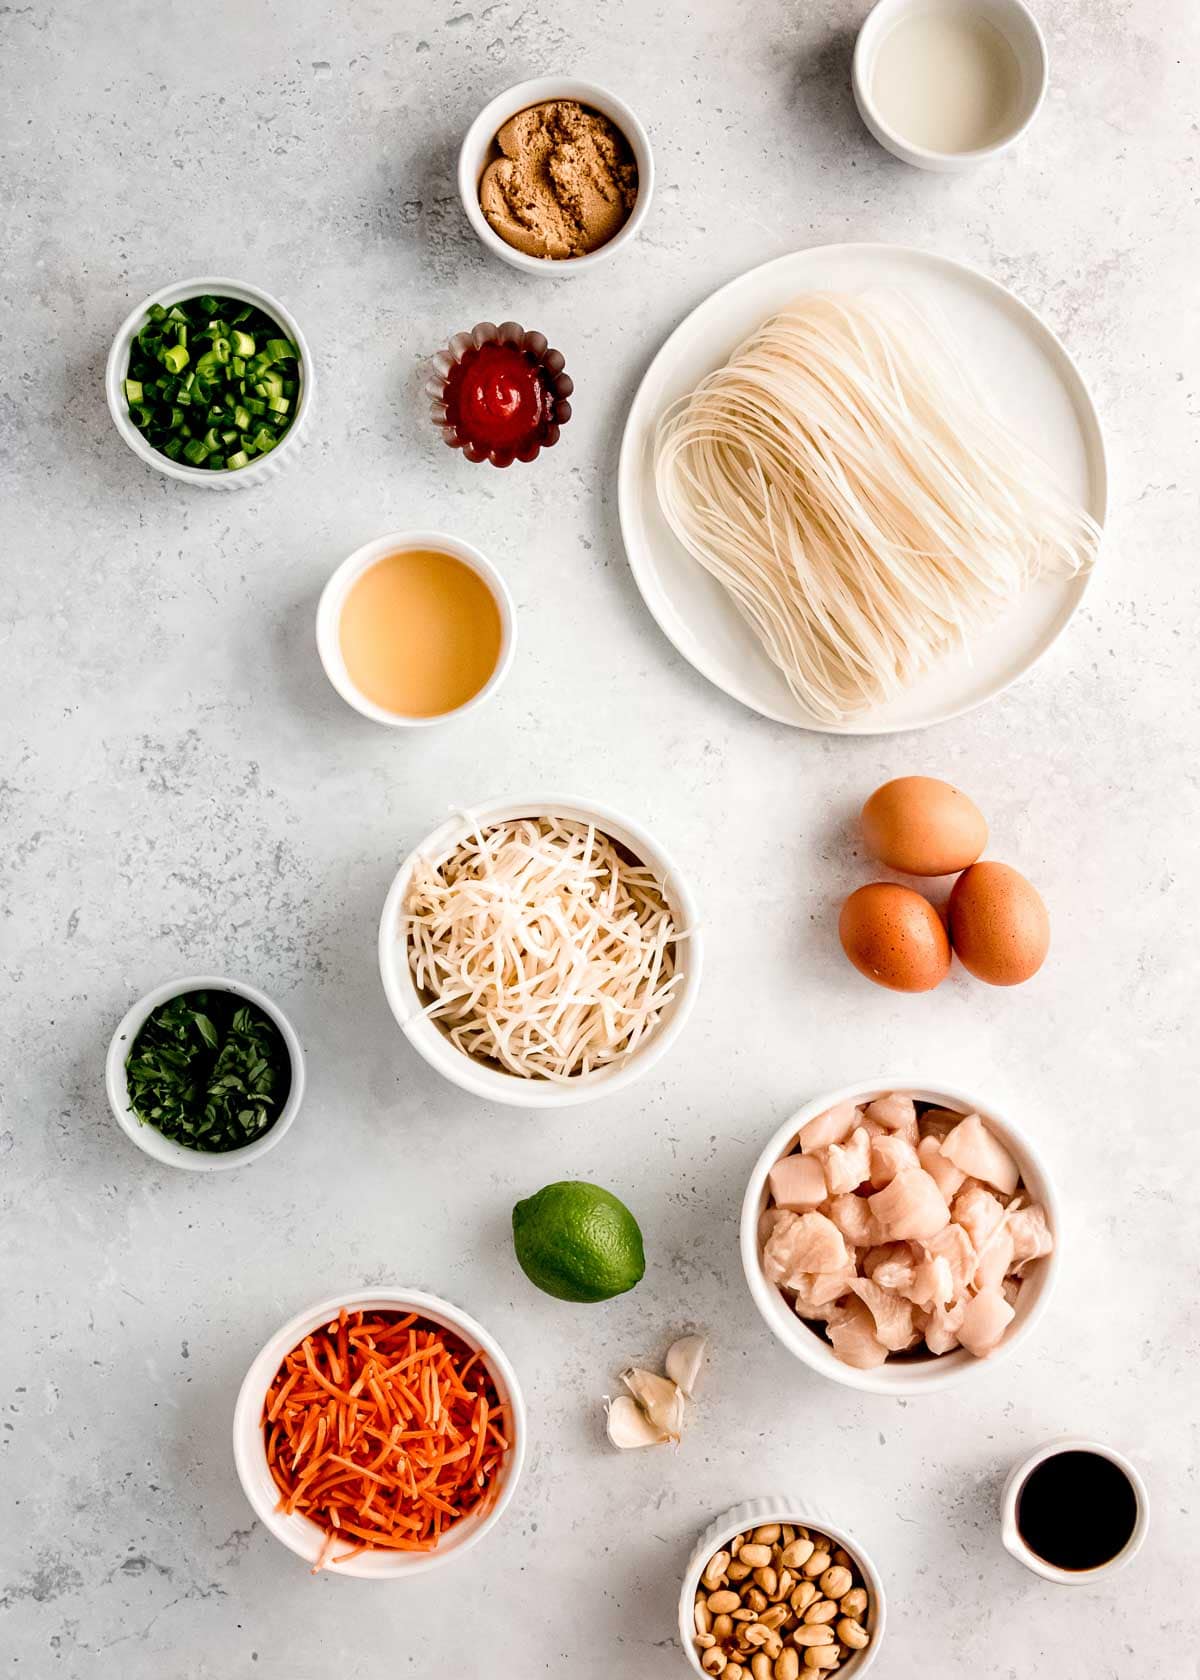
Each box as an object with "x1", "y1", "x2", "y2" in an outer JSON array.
[
  {"x1": 732, "y1": 1608, "x2": 757, "y2": 1623},
  {"x1": 789, "y1": 1581, "x2": 818, "y2": 1616},
  {"x1": 763, "y1": 1632, "x2": 784, "y2": 1662},
  {"x1": 751, "y1": 1655, "x2": 772, "y2": 1680},
  {"x1": 836, "y1": 1618, "x2": 870, "y2": 1651},
  {"x1": 832, "y1": 1549, "x2": 851, "y2": 1569},
  {"x1": 780, "y1": 1538, "x2": 815, "y2": 1571},
  {"x1": 840, "y1": 1588, "x2": 867, "y2": 1619},
  {"x1": 696, "y1": 1601, "x2": 714, "y2": 1636},
  {"x1": 791, "y1": 1626, "x2": 835, "y2": 1648},
  {"x1": 702, "y1": 1648, "x2": 728, "y2": 1676},
  {"x1": 803, "y1": 1648, "x2": 840, "y2": 1671},
  {"x1": 745, "y1": 1587, "x2": 768, "y2": 1615},
  {"x1": 709, "y1": 1591, "x2": 741, "y2": 1615},
  {"x1": 752, "y1": 1524, "x2": 782, "y2": 1546},
  {"x1": 801, "y1": 1550, "x2": 831, "y2": 1579},
  {"x1": 725, "y1": 1667, "x2": 746, "y2": 1680},
  {"x1": 713, "y1": 1614, "x2": 734, "y2": 1641},
  {"x1": 704, "y1": 1550, "x2": 732, "y2": 1590},
  {"x1": 803, "y1": 1599, "x2": 838, "y2": 1626},
  {"x1": 730, "y1": 1534, "x2": 744, "y2": 1558},
  {"x1": 818, "y1": 1566, "x2": 853, "y2": 1601},
  {"x1": 781, "y1": 1524, "x2": 796, "y2": 1545},
  {"x1": 774, "y1": 1651, "x2": 800, "y2": 1680},
  {"x1": 754, "y1": 1566, "x2": 778, "y2": 1597},
  {"x1": 740, "y1": 1543, "x2": 773, "y2": 1569},
  {"x1": 759, "y1": 1605, "x2": 789, "y2": 1631},
  {"x1": 774, "y1": 1568, "x2": 794, "y2": 1602},
  {"x1": 744, "y1": 1625, "x2": 771, "y2": 1649},
  {"x1": 728, "y1": 1558, "x2": 754, "y2": 1583}
]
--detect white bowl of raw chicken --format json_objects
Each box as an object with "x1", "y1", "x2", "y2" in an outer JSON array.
[{"x1": 741, "y1": 1081, "x2": 1061, "y2": 1395}]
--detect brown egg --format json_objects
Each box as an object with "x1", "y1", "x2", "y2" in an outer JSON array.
[
  {"x1": 948, "y1": 862, "x2": 1049, "y2": 986},
  {"x1": 838, "y1": 882, "x2": 951, "y2": 993},
  {"x1": 861, "y1": 776, "x2": 988, "y2": 876}
]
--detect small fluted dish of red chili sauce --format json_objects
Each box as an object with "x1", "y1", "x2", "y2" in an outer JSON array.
[{"x1": 426, "y1": 320, "x2": 573, "y2": 467}]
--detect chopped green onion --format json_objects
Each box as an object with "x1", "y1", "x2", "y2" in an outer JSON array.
[{"x1": 123, "y1": 292, "x2": 301, "y2": 470}]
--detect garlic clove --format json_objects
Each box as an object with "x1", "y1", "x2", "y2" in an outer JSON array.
[
  {"x1": 665, "y1": 1332, "x2": 708, "y2": 1398},
  {"x1": 621, "y1": 1367, "x2": 686, "y2": 1440},
  {"x1": 605, "y1": 1393, "x2": 671, "y2": 1450}
]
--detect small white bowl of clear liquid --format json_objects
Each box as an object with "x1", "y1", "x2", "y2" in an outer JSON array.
[{"x1": 853, "y1": 0, "x2": 1048, "y2": 172}]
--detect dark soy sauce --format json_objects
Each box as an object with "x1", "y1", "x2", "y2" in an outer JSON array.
[{"x1": 1016, "y1": 1450, "x2": 1139, "y2": 1571}]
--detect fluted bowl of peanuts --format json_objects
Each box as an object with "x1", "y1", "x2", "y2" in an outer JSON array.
[{"x1": 678, "y1": 1497, "x2": 886, "y2": 1678}]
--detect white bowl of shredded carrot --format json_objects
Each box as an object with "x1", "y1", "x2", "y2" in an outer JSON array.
[
  {"x1": 232, "y1": 1290, "x2": 526, "y2": 1576},
  {"x1": 378, "y1": 794, "x2": 703, "y2": 1108}
]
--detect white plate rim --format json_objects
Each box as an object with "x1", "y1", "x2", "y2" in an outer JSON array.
[{"x1": 617, "y1": 242, "x2": 1109, "y2": 735}]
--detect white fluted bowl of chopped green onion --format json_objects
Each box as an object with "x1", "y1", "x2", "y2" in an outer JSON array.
[
  {"x1": 105, "y1": 975, "x2": 306, "y2": 1170},
  {"x1": 105, "y1": 277, "x2": 314, "y2": 488}
]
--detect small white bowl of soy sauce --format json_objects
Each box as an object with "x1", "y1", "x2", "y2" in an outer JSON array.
[{"x1": 1001, "y1": 1440, "x2": 1148, "y2": 1583}]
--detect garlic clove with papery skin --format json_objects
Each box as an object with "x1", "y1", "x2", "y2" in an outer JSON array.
[
  {"x1": 605, "y1": 1393, "x2": 671, "y2": 1450},
  {"x1": 665, "y1": 1333, "x2": 707, "y2": 1398},
  {"x1": 620, "y1": 1367, "x2": 686, "y2": 1441}
]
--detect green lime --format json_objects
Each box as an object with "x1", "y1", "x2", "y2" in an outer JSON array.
[{"x1": 511, "y1": 1180, "x2": 646, "y2": 1303}]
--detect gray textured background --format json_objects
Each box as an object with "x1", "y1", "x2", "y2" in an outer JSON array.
[{"x1": 2, "y1": 1, "x2": 1197, "y2": 1675}]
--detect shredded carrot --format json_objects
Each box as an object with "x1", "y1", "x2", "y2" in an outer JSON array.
[{"x1": 262, "y1": 1309, "x2": 508, "y2": 1572}]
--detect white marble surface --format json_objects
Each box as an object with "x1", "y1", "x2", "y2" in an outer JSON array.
[{"x1": 2, "y1": 1, "x2": 1197, "y2": 1675}]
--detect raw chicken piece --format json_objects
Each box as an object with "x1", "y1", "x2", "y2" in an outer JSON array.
[
  {"x1": 798, "y1": 1101, "x2": 860, "y2": 1153},
  {"x1": 973, "y1": 1223, "x2": 1015, "y2": 1292},
  {"x1": 1007, "y1": 1202, "x2": 1054, "y2": 1271},
  {"x1": 952, "y1": 1181, "x2": 1006, "y2": 1252},
  {"x1": 866, "y1": 1243, "x2": 917, "y2": 1295},
  {"x1": 762, "y1": 1210, "x2": 848, "y2": 1284},
  {"x1": 759, "y1": 1206, "x2": 788, "y2": 1247},
  {"x1": 922, "y1": 1223, "x2": 977, "y2": 1296},
  {"x1": 826, "y1": 1193, "x2": 879, "y2": 1248},
  {"x1": 862, "y1": 1240, "x2": 911, "y2": 1278},
  {"x1": 793, "y1": 1263, "x2": 858, "y2": 1313},
  {"x1": 958, "y1": 1288, "x2": 1015, "y2": 1357},
  {"x1": 940, "y1": 1113, "x2": 1019, "y2": 1196},
  {"x1": 821, "y1": 1126, "x2": 871, "y2": 1196},
  {"x1": 904, "y1": 1254, "x2": 955, "y2": 1310},
  {"x1": 917, "y1": 1134, "x2": 966, "y2": 1201},
  {"x1": 768, "y1": 1153, "x2": 826, "y2": 1209},
  {"x1": 865, "y1": 1094, "x2": 917, "y2": 1133},
  {"x1": 917, "y1": 1107, "x2": 966, "y2": 1142},
  {"x1": 869, "y1": 1133, "x2": 920, "y2": 1189},
  {"x1": 826, "y1": 1298, "x2": 889, "y2": 1369},
  {"x1": 848, "y1": 1278, "x2": 915, "y2": 1351},
  {"x1": 925, "y1": 1296, "x2": 966, "y2": 1355},
  {"x1": 869, "y1": 1168, "x2": 950, "y2": 1241}
]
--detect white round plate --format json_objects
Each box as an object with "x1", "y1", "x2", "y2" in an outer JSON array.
[{"x1": 618, "y1": 244, "x2": 1107, "y2": 734}]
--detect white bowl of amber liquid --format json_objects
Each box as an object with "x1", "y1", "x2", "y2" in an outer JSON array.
[{"x1": 315, "y1": 530, "x2": 515, "y2": 728}]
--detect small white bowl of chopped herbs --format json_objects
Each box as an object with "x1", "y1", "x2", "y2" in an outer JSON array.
[
  {"x1": 105, "y1": 277, "x2": 314, "y2": 489},
  {"x1": 106, "y1": 975, "x2": 306, "y2": 1171}
]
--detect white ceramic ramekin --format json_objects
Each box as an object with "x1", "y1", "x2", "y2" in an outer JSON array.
[
  {"x1": 315, "y1": 529, "x2": 516, "y2": 728},
  {"x1": 378, "y1": 794, "x2": 702, "y2": 1108},
  {"x1": 852, "y1": 0, "x2": 1048, "y2": 172},
  {"x1": 740, "y1": 1080, "x2": 1061, "y2": 1394},
  {"x1": 679, "y1": 1496, "x2": 886, "y2": 1677},
  {"x1": 232, "y1": 1287, "x2": 526, "y2": 1578},
  {"x1": 105, "y1": 974, "x2": 305, "y2": 1172},
  {"x1": 458, "y1": 77, "x2": 654, "y2": 275},
  {"x1": 105, "y1": 275, "x2": 314, "y2": 489},
  {"x1": 1001, "y1": 1439, "x2": 1149, "y2": 1583}
]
